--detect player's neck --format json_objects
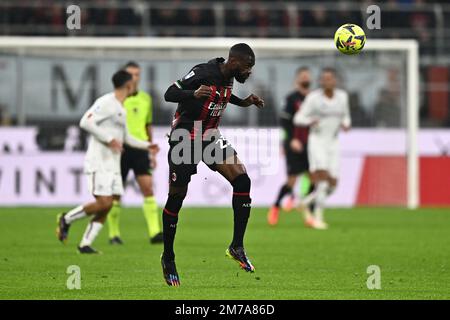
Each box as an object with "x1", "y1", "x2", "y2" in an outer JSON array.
[
  {"x1": 298, "y1": 88, "x2": 309, "y2": 96},
  {"x1": 219, "y1": 63, "x2": 233, "y2": 80},
  {"x1": 114, "y1": 89, "x2": 128, "y2": 104},
  {"x1": 323, "y1": 89, "x2": 334, "y2": 98}
]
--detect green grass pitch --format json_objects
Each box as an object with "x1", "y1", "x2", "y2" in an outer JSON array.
[{"x1": 1, "y1": 207, "x2": 450, "y2": 299}]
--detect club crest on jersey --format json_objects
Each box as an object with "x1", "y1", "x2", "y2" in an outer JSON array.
[{"x1": 171, "y1": 172, "x2": 177, "y2": 182}]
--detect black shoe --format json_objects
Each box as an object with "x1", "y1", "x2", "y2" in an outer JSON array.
[
  {"x1": 161, "y1": 254, "x2": 180, "y2": 286},
  {"x1": 150, "y1": 232, "x2": 164, "y2": 244},
  {"x1": 78, "y1": 245, "x2": 100, "y2": 254},
  {"x1": 226, "y1": 246, "x2": 255, "y2": 273},
  {"x1": 56, "y1": 213, "x2": 70, "y2": 244},
  {"x1": 109, "y1": 236, "x2": 124, "y2": 245}
]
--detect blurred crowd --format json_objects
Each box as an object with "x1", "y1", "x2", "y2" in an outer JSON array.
[
  {"x1": 0, "y1": 0, "x2": 446, "y2": 54},
  {"x1": 0, "y1": 0, "x2": 449, "y2": 129}
]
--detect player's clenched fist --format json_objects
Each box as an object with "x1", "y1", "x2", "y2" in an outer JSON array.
[
  {"x1": 194, "y1": 85, "x2": 212, "y2": 99},
  {"x1": 108, "y1": 139, "x2": 123, "y2": 153},
  {"x1": 242, "y1": 94, "x2": 264, "y2": 108},
  {"x1": 149, "y1": 143, "x2": 160, "y2": 154}
]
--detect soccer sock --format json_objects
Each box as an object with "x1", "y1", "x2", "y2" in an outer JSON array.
[
  {"x1": 64, "y1": 205, "x2": 87, "y2": 224},
  {"x1": 107, "y1": 200, "x2": 121, "y2": 238},
  {"x1": 307, "y1": 183, "x2": 316, "y2": 212},
  {"x1": 314, "y1": 181, "x2": 329, "y2": 222},
  {"x1": 80, "y1": 221, "x2": 103, "y2": 247},
  {"x1": 143, "y1": 196, "x2": 162, "y2": 238},
  {"x1": 299, "y1": 174, "x2": 311, "y2": 198},
  {"x1": 162, "y1": 192, "x2": 185, "y2": 261},
  {"x1": 301, "y1": 190, "x2": 317, "y2": 207},
  {"x1": 231, "y1": 174, "x2": 252, "y2": 249},
  {"x1": 274, "y1": 184, "x2": 292, "y2": 207},
  {"x1": 327, "y1": 185, "x2": 336, "y2": 196}
]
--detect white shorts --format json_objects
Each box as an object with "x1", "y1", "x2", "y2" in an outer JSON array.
[
  {"x1": 86, "y1": 172, "x2": 124, "y2": 196},
  {"x1": 308, "y1": 139, "x2": 339, "y2": 178}
]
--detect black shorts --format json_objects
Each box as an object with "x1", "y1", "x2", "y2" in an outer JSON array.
[
  {"x1": 121, "y1": 145, "x2": 152, "y2": 183},
  {"x1": 285, "y1": 144, "x2": 309, "y2": 176},
  {"x1": 167, "y1": 134, "x2": 237, "y2": 187}
]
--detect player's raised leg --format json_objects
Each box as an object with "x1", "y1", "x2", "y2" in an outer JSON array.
[
  {"x1": 215, "y1": 155, "x2": 255, "y2": 273},
  {"x1": 309, "y1": 170, "x2": 338, "y2": 230},
  {"x1": 57, "y1": 194, "x2": 113, "y2": 253},
  {"x1": 78, "y1": 196, "x2": 114, "y2": 253}
]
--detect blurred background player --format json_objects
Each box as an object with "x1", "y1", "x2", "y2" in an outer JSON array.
[
  {"x1": 107, "y1": 61, "x2": 163, "y2": 245},
  {"x1": 294, "y1": 68, "x2": 351, "y2": 230},
  {"x1": 56, "y1": 70, "x2": 157, "y2": 253},
  {"x1": 267, "y1": 67, "x2": 314, "y2": 226}
]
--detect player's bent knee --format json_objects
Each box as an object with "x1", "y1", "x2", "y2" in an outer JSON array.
[
  {"x1": 97, "y1": 197, "x2": 113, "y2": 212},
  {"x1": 231, "y1": 174, "x2": 251, "y2": 193},
  {"x1": 141, "y1": 186, "x2": 154, "y2": 197}
]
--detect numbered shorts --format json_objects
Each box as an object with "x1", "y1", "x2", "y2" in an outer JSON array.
[
  {"x1": 167, "y1": 135, "x2": 237, "y2": 187},
  {"x1": 307, "y1": 141, "x2": 339, "y2": 178},
  {"x1": 86, "y1": 171, "x2": 124, "y2": 196}
]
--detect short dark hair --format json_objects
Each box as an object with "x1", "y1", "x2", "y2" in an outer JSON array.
[
  {"x1": 321, "y1": 67, "x2": 337, "y2": 75},
  {"x1": 296, "y1": 66, "x2": 309, "y2": 75},
  {"x1": 229, "y1": 43, "x2": 255, "y2": 62},
  {"x1": 123, "y1": 61, "x2": 140, "y2": 69},
  {"x1": 112, "y1": 70, "x2": 132, "y2": 89}
]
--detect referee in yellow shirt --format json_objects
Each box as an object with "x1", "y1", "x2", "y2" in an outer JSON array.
[{"x1": 108, "y1": 61, "x2": 163, "y2": 244}]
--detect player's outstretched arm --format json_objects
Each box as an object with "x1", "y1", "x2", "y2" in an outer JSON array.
[
  {"x1": 79, "y1": 106, "x2": 114, "y2": 145},
  {"x1": 341, "y1": 92, "x2": 352, "y2": 131},
  {"x1": 165, "y1": 83, "x2": 212, "y2": 103},
  {"x1": 230, "y1": 94, "x2": 264, "y2": 108},
  {"x1": 164, "y1": 84, "x2": 196, "y2": 103}
]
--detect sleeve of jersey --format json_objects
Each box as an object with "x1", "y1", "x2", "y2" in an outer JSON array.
[
  {"x1": 164, "y1": 67, "x2": 204, "y2": 103},
  {"x1": 124, "y1": 131, "x2": 150, "y2": 150},
  {"x1": 79, "y1": 103, "x2": 114, "y2": 144},
  {"x1": 279, "y1": 96, "x2": 294, "y2": 141},
  {"x1": 146, "y1": 94, "x2": 153, "y2": 124},
  {"x1": 342, "y1": 93, "x2": 352, "y2": 128},
  {"x1": 123, "y1": 119, "x2": 150, "y2": 149},
  {"x1": 293, "y1": 95, "x2": 315, "y2": 126}
]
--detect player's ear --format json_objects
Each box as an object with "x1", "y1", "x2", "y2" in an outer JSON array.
[{"x1": 228, "y1": 56, "x2": 238, "y2": 67}]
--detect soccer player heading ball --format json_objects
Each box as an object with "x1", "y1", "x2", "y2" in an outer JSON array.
[{"x1": 161, "y1": 43, "x2": 264, "y2": 286}]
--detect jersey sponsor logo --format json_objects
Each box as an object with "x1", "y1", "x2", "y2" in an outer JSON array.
[
  {"x1": 207, "y1": 87, "x2": 231, "y2": 117},
  {"x1": 207, "y1": 101, "x2": 227, "y2": 117},
  {"x1": 183, "y1": 70, "x2": 195, "y2": 80}
]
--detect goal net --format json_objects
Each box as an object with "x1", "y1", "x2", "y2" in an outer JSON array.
[{"x1": 0, "y1": 37, "x2": 419, "y2": 208}]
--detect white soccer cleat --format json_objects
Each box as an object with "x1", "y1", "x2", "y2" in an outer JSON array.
[
  {"x1": 312, "y1": 220, "x2": 328, "y2": 230},
  {"x1": 302, "y1": 207, "x2": 315, "y2": 228}
]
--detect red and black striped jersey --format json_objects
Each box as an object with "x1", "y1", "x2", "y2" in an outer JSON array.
[
  {"x1": 280, "y1": 91, "x2": 309, "y2": 145},
  {"x1": 170, "y1": 58, "x2": 233, "y2": 138}
]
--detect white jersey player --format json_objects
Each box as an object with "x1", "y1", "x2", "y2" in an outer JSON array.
[
  {"x1": 293, "y1": 68, "x2": 351, "y2": 229},
  {"x1": 56, "y1": 70, "x2": 158, "y2": 253}
]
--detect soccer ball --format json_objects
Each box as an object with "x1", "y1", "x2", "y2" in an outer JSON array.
[{"x1": 334, "y1": 24, "x2": 366, "y2": 55}]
